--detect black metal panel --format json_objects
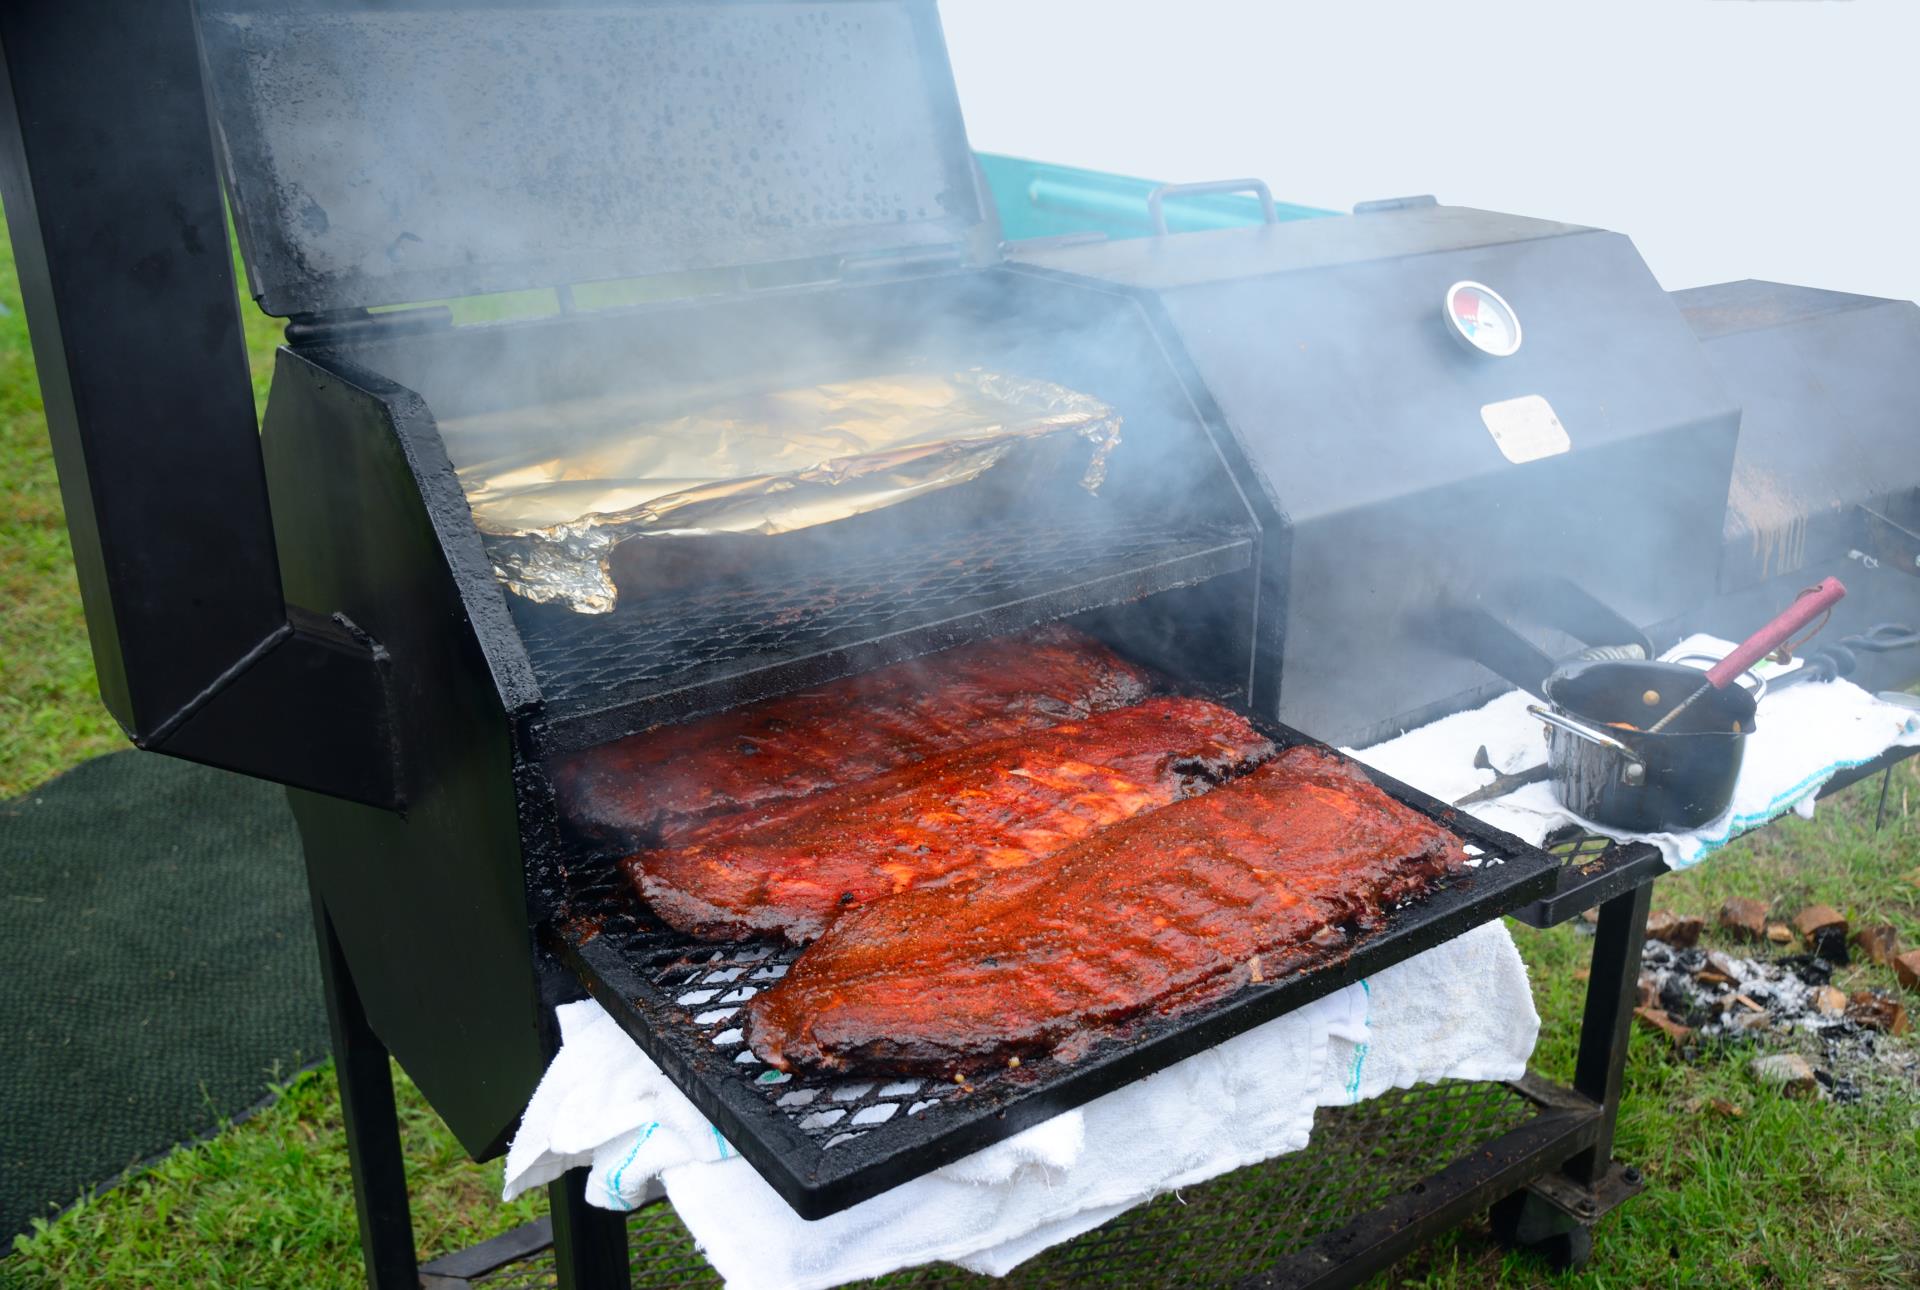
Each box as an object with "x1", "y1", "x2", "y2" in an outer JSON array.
[
  {"x1": 263, "y1": 348, "x2": 547, "y2": 1157},
  {"x1": 0, "y1": 0, "x2": 267, "y2": 727},
  {"x1": 311, "y1": 896, "x2": 421, "y2": 1289},
  {"x1": 0, "y1": 0, "x2": 398, "y2": 806},
  {"x1": 1014, "y1": 211, "x2": 1743, "y2": 747},
  {"x1": 1565, "y1": 882, "x2": 1651, "y2": 1186},
  {"x1": 1673, "y1": 280, "x2": 1920, "y2": 593},
  {"x1": 196, "y1": 0, "x2": 986, "y2": 316},
  {"x1": 553, "y1": 715, "x2": 1558, "y2": 1219}
]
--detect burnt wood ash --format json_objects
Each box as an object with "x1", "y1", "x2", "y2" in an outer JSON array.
[{"x1": 1638, "y1": 939, "x2": 1919, "y2": 1104}]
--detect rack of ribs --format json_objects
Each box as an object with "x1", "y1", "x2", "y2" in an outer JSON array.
[
  {"x1": 626, "y1": 697, "x2": 1274, "y2": 944},
  {"x1": 747, "y1": 744, "x2": 1470, "y2": 1075},
  {"x1": 551, "y1": 626, "x2": 1154, "y2": 847}
]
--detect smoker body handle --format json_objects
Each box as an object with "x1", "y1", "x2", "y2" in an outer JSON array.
[
  {"x1": 0, "y1": 0, "x2": 399, "y2": 808},
  {"x1": 1146, "y1": 179, "x2": 1279, "y2": 236}
]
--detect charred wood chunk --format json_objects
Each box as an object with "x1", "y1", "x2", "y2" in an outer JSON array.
[
  {"x1": 1750, "y1": 1053, "x2": 1819, "y2": 1098},
  {"x1": 1645, "y1": 909, "x2": 1703, "y2": 948},
  {"x1": 1853, "y1": 923, "x2": 1900, "y2": 968},
  {"x1": 1718, "y1": 897, "x2": 1769, "y2": 942},
  {"x1": 1845, "y1": 991, "x2": 1909, "y2": 1036},
  {"x1": 1793, "y1": 904, "x2": 1847, "y2": 948},
  {"x1": 1695, "y1": 951, "x2": 1740, "y2": 988},
  {"x1": 1634, "y1": 1006, "x2": 1692, "y2": 1047}
]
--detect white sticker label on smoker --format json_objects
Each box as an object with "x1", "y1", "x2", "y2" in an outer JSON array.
[{"x1": 1480, "y1": 394, "x2": 1571, "y2": 464}]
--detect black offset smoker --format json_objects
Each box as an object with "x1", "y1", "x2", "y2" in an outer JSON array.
[{"x1": 4, "y1": 2, "x2": 1919, "y2": 1287}]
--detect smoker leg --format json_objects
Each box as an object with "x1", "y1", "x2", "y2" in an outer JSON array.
[
  {"x1": 1565, "y1": 880, "x2": 1654, "y2": 1185},
  {"x1": 1487, "y1": 1192, "x2": 1594, "y2": 1273},
  {"x1": 549, "y1": 1170, "x2": 632, "y2": 1290},
  {"x1": 313, "y1": 898, "x2": 420, "y2": 1289},
  {"x1": 1490, "y1": 881, "x2": 1652, "y2": 1272}
]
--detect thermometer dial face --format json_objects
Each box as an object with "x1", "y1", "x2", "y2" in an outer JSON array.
[{"x1": 1445, "y1": 281, "x2": 1522, "y2": 357}]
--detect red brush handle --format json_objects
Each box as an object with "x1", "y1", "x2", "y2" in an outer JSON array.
[{"x1": 1704, "y1": 576, "x2": 1846, "y2": 689}]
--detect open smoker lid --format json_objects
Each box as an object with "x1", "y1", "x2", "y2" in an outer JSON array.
[{"x1": 195, "y1": 1, "x2": 987, "y2": 317}]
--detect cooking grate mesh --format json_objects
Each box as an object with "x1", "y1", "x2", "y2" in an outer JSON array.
[
  {"x1": 552, "y1": 716, "x2": 1558, "y2": 1218},
  {"x1": 513, "y1": 518, "x2": 1253, "y2": 751},
  {"x1": 562, "y1": 863, "x2": 965, "y2": 1152},
  {"x1": 455, "y1": 1081, "x2": 1541, "y2": 1289},
  {"x1": 1544, "y1": 829, "x2": 1617, "y2": 864}
]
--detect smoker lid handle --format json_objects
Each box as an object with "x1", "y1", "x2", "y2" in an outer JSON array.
[{"x1": 1145, "y1": 179, "x2": 1278, "y2": 236}]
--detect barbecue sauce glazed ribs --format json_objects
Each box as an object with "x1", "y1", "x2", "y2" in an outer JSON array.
[
  {"x1": 625, "y1": 697, "x2": 1274, "y2": 944},
  {"x1": 747, "y1": 745, "x2": 1469, "y2": 1076},
  {"x1": 552, "y1": 626, "x2": 1153, "y2": 847}
]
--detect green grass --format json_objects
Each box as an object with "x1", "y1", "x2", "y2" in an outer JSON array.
[
  {"x1": 1, "y1": 1065, "x2": 544, "y2": 1290},
  {"x1": 2, "y1": 202, "x2": 1917, "y2": 1285},
  {"x1": 1401, "y1": 787, "x2": 1920, "y2": 1288},
  {"x1": 0, "y1": 226, "x2": 120, "y2": 796}
]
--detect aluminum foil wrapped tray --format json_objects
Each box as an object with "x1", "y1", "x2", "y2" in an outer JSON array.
[{"x1": 439, "y1": 369, "x2": 1123, "y2": 613}]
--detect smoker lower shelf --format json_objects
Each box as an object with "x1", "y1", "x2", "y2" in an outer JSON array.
[
  {"x1": 420, "y1": 1077, "x2": 1601, "y2": 1289},
  {"x1": 515, "y1": 517, "x2": 1255, "y2": 756},
  {"x1": 549, "y1": 717, "x2": 1558, "y2": 1220}
]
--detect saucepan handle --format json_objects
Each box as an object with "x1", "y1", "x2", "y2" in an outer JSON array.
[
  {"x1": 1704, "y1": 576, "x2": 1846, "y2": 689},
  {"x1": 1668, "y1": 651, "x2": 1768, "y2": 707},
  {"x1": 1527, "y1": 704, "x2": 1646, "y2": 783}
]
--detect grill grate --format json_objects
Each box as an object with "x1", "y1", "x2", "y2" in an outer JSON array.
[
  {"x1": 1544, "y1": 828, "x2": 1617, "y2": 863},
  {"x1": 562, "y1": 865, "x2": 967, "y2": 1154},
  {"x1": 553, "y1": 715, "x2": 1559, "y2": 1219},
  {"x1": 513, "y1": 517, "x2": 1254, "y2": 754},
  {"x1": 457, "y1": 1081, "x2": 1542, "y2": 1289}
]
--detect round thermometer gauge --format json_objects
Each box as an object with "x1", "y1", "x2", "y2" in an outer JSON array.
[{"x1": 1444, "y1": 281, "x2": 1522, "y2": 357}]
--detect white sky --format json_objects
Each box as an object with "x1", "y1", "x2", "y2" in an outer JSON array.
[{"x1": 942, "y1": 0, "x2": 1920, "y2": 303}]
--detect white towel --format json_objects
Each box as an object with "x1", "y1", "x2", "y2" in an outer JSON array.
[
  {"x1": 1348, "y1": 633, "x2": 1920, "y2": 868},
  {"x1": 503, "y1": 921, "x2": 1534, "y2": 1290}
]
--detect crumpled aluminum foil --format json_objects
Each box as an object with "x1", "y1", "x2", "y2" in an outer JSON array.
[{"x1": 439, "y1": 369, "x2": 1122, "y2": 613}]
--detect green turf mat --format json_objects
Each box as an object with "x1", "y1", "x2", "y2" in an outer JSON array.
[{"x1": 1, "y1": 751, "x2": 323, "y2": 1239}]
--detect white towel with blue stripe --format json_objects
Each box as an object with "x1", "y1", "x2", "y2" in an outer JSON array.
[
  {"x1": 1349, "y1": 633, "x2": 1920, "y2": 870},
  {"x1": 502, "y1": 916, "x2": 1535, "y2": 1290}
]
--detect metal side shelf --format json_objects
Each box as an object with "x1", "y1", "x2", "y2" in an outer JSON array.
[{"x1": 1510, "y1": 740, "x2": 1920, "y2": 929}]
